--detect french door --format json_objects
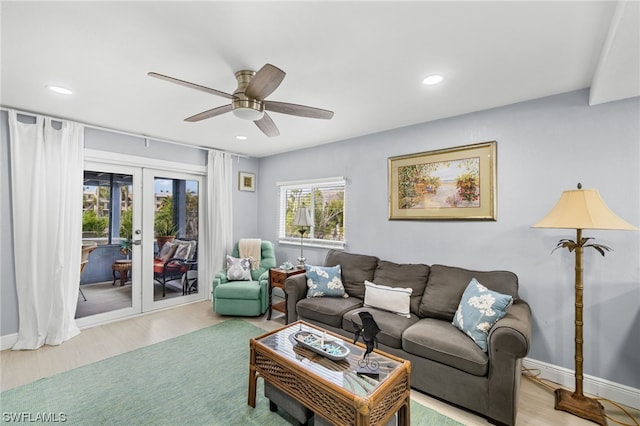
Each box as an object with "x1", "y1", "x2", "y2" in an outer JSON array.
[
  {"x1": 77, "y1": 160, "x2": 204, "y2": 327},
  {"x1": 142, "y1": 168, "x2": 203, "y2": 311}
]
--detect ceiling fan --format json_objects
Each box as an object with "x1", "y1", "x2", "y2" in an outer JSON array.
[{"x1": 148, "y1": 64, "x2": 334, "y2": 137}]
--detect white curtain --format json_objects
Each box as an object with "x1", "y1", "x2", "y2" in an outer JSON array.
[
  {"x1": 205, "y1": 150, "x2": 233, "y2": 294},
  {"x1": 8, "y1": 111, "x2": 84, "y2": 350}
]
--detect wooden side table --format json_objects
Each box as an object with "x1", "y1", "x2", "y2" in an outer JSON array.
[
  {"x1": 112, "y1": 260, "x2": 132, "y2": 286},
  {"x1": 268, "y1": 268, "x2": 305, "y2": 320}
]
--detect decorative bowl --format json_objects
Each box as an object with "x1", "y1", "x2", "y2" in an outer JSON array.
[{"x1": 291, "y1": 330, "x2": 350, "y2": 361}]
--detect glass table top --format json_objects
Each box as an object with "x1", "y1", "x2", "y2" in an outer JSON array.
[{"x1": 255, "y1": 322, "x2": 403, "y2": 397}]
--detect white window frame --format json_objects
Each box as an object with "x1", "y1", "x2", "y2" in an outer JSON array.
[{"x1": 277, "y1": 176, "x2": 346, "y2": 250}]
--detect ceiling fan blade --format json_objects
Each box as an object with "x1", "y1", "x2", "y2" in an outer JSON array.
[
  {"x1": 184, "y1": 104, "x2": 233, "y2": 122},
  {"x1": 265, "y1": 101, "x2": 334, "y2": 119},
  {"x1": 254, "y1": 112, "x2": 280, "y2": 137},
  {"x1": 148, "y1": 72, "x2": 234, "y2": 100},
  {"x1": 244, "y1": 64, "x2": 286, "y2": 101}
]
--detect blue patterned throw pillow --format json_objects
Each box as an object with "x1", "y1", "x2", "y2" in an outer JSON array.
[
  {"x1": 305, "y1": 264, "x2": 347, "y2": 298},
  {"x1": 452, "y1": 278, "x2": 513, "y2": 352}
]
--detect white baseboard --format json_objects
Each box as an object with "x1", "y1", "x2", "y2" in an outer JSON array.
[
  {"x1": 1, "y1": 332, "x2": 18, "y2": 351},
  {"x1": 523, "y1": 358, "x2": 639, "y2": 410}
]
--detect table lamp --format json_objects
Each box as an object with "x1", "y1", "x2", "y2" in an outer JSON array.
[
  {"x1": 532, "y1": 183, "x2": 638, "y2": 425},
  {"x1": 293, "y1": 206, "x2": 313, "y2": 268}
]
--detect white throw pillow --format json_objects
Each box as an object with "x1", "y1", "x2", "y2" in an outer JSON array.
[
  {"x1": 174, "y1": 242, "x2": 192, "y2": 260},
  {"x1": 226, "y1": 255, "x2": 252, "y2": 281},
  {"x1": 364, "y1": 280, "x2": 412, "y2": 318}
]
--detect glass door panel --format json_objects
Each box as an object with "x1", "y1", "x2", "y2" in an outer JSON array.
[
  {"x1": 143, "y1": 170, "x2": 202, "y2": 310},
  {"x1": 76, "y1": 163, "x2": 142, "y2": 326}
]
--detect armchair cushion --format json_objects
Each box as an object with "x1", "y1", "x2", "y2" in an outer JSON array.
[
  {"x1": 174, "y1": 242, "x2": 192, "y2": 260},
  {"x1": 156, "y1": 241, "x2": 178, "y2": 262},
  {"x1": 153, "y1": 259, "x2": 187, "y2": 274},
  {"x1": 214, "y1": 280, "x2": 263, "y2": 300}
]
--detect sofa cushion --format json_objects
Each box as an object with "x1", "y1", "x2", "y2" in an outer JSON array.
[
  {"x1": 305, "y1": 264, "x2": 347, "y2": 298},
  {"x1": 343, "y1": 307, "x2": 420, "y2": 349},
  {"x1": 403, "y1": 318, "x2": 489, "y2": 376},
  {"x1": 364, "y1": 281, "x2": 412, "y2": 318},
  {"x1": 453, "y1": 278, "x2": 513, "y2": 352},
  {"x1": 372, "y1": 261, "x2": 430, "y2": 315},
  {"x1": 419, "y1": 264, "x2": 519, "y2": 321},
  {"x1": 296, "y1": 296, "x2": 363, "y2": 328},
  {"x1": 325, "y1": 250, "x2": 379, "y2": 299}
]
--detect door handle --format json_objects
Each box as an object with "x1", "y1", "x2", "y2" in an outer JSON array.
[{"x1": 132, "y1": 229, "x2": 142, "y2": 245}]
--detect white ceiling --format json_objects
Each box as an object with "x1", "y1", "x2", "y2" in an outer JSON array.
[{"x1": 2, "y1": 1, "x2": 638, "y2": 158}]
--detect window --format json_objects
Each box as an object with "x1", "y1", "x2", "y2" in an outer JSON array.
[
  {"x1": 278, "y1": 177, "x2": 346, "y2": 249},
  {"x1": 82, "y1": 171, "x2": 133, "y2": 246}
]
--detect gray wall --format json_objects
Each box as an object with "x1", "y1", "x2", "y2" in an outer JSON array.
[
  {"x1": 257, "y1": 89, "x2": 640, "y2": 388},
  {"x1": 233, "y1": 157, "x2": 259, "y2": 240}
]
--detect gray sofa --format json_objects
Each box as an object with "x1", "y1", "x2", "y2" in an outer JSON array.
[{"x1": 285, "y1": 250, "x2": 532, "y2": 426}]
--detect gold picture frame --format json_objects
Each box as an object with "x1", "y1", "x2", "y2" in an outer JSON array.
[
  {"x1": 388, "y1": 141, "x2": 497, "y2": 220},
  {"x1": 239, "y1": 172, "x2": 256, "y2": 192}
]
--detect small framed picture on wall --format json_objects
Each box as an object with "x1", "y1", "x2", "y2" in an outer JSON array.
[{"x1": 239, "y1": 172, "x2": 256, "y2": 192}]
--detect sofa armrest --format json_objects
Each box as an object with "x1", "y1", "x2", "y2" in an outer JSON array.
[
  {"x1": 486, "y1": 299, "x2": 532, "y2": 426},
  {"x1": 284, "y1": 273, "x2": 308, "y2": 324},
  {"x1": 488, "y1": 299, "x2": 532, "y2": 358}
]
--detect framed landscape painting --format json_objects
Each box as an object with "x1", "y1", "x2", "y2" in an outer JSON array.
[{"x1": 388, "y1": 141, "x2": 497, "y2": 220}]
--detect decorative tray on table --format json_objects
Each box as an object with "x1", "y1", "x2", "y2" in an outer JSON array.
[{"x1": 291, "y1": 330, "x2": 350, "y2": 361}]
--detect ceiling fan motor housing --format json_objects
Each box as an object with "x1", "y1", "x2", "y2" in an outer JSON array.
[{"x1": 232, "y1": 70, "x2": 264, "y2": 120}]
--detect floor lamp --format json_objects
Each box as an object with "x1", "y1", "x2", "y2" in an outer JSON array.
[
  {"x1": 293, "y1": 206, "x2": 313, "y2": 268},
  {"x1": 533, "y1": 183, "x2": 638, "y2": 425}
]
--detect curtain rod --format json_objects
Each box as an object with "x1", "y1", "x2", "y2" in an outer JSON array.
[{"x1": 0, "y1": 106, "x2": 249, "y2": 159}]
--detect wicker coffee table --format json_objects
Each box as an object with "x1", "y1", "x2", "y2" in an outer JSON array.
[{"x1": 248, "y1": 321, "x2": 411, "y2": 425}]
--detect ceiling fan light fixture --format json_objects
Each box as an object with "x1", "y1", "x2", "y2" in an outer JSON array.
[
  {"x1": 232, "y1": 106, "x2": 264, "y2": 121},
  {"x1": 232, "y1": 95, "x2": 264, "y2": 121}
]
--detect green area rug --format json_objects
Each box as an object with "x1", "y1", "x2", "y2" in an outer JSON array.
[{"x1": 1, "y1": 320, "x2": 462, "y2": 425}]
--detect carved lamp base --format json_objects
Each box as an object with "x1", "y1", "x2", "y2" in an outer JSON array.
[{"x1": 555, "y1": 389, "x2": 606, "y2": 426}]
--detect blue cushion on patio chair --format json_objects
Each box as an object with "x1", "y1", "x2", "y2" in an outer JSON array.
[{"x1": 212, "y1": 240, "x2": 276, "y2": 316}]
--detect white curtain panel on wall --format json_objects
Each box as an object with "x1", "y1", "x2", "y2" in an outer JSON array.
[
  {"x1": 8, "y1": 110, "x2": 84, "y2": 349},
  {"x1": 206, "y1": 150, "x2": 233, "y2": 290}
]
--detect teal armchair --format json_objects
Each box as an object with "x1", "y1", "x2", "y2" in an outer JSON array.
[{"x1": 212, "y1": 240, "x2": 276, "y2": 316}]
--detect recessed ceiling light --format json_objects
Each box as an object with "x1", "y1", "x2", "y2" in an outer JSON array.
[
  {"x1": 235, "y1": 135, "x2": 247, "y2": 140},
  {"x1": 46, "y1": 85, "x2": 73, "y2": 95},
  {"x1": 422, "y1": 75, "x2": 444, "y2": 85}
]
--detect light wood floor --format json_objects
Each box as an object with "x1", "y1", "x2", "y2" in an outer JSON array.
[{"x1": 1, "y1": 301, "x2": 638, "y2": 426}]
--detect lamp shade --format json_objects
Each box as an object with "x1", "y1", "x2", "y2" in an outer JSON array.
[
  {"x1": 533, "y1": 188, "x2": 638, "y2": 230},
  {"x1": 293, "y1": 206, "x2": 313, "y2": 227}
]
